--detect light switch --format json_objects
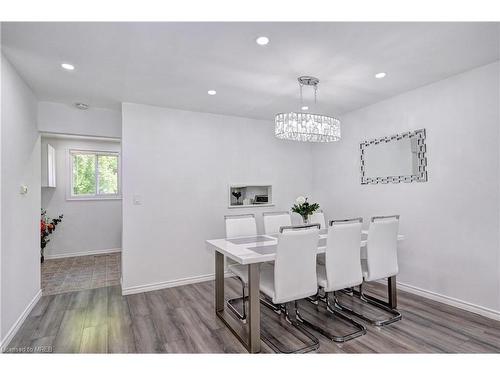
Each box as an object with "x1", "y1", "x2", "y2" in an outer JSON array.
[
  {"x1": 133, "y1": 195, "x2": 142, "y2": 205},
  {"x1": 20, "y1": 185, "x2": 28, "y2": 195}
]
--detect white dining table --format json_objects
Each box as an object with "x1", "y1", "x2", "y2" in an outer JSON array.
[{"x1": 206, "y1": 229, "x2": 405, "y2": 353}]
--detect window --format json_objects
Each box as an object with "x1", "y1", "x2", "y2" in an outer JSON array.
[{"x1": 70, "y1": 150, "x2": 120, "y2": 199}]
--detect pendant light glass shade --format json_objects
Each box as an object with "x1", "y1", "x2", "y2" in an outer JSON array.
[
  {"x1": 275, "y1": 76, "x2": 341, "y2": 142},
  {"x1": 275, "y1": 112, "x2": 341, "y2": 142}
]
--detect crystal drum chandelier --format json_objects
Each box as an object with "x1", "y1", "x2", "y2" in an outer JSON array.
[{"x1": 275, "y1": 76, "x2": 341, "y2": 142}]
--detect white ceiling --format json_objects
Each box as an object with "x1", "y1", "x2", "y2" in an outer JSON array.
[{"x1": 2, "y1": 22, "x2": 499, "y2": 119}]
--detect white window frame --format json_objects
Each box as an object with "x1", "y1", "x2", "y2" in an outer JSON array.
[{"x1": 68, "y1": 149, "x2": 121, "y2": 201}]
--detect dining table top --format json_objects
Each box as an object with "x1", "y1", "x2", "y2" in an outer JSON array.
[{"x1": 206, "y1": 229, "x2": 405, "y2": 265}]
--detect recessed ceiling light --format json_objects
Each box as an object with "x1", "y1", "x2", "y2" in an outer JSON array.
[
  {"x1": 375, "y1": 72, "x2": 387, "y2": 79},
  {"x1": 207, "y1": 90, "x2": 217, "y2": 96},
  {"x1": 256, "y1": 36, "x2": 269, "y2": 46},
  {"x1": 61, "y1": 63, "x2": 75, "y2": 71},
  {"x1": 301, "y1": 106, "x2": 309, "y2": 111}
]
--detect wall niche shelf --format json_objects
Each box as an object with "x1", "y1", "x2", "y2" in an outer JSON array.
[{"x1": 228, "y1": 184, "x2": 273, "y2": 209}]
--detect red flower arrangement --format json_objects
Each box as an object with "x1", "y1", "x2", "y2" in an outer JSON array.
[{"x1": 41, "y1": 209, "x2": 63, "y2": 263}]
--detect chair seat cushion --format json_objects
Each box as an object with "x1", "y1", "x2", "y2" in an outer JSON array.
[
  {"x1": 229, "y1": 263, "x2": 272, "y2": 284},
  {"x1": 259, "y1": 265, "x2": 276, "y2": 301},
  {"x1": 360, "y1": 258, "x2": 398, "y2": 281},
  {"x1": 259, "y1": 264, "x2": 318, "y2": 304},
  {"x1": 317, "y1": 264, "x2": 363, "y2": 292},
  {"x1": 228, "y1": 264, "x2": 249, "y2": 283}
]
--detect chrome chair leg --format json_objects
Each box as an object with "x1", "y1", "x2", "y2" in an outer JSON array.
[
  {"x1": 340, "y1": 287, "x2": 354, "y2": 296},
  {"x1": 337, "y1": 283, "x2": 402, "y2": 326},
  {"x1": 261, "y1": 301, "x2": 319, "y2": 353},
  {"x1": 306, "y1": 295, "x2": 320, "y2": 305},
  {"x1": 226, "y1": 276, "x2": 247, "y2": 322},
  {"x1": 227, "y1": 277, "x2": 283, "y2": 322},
  {"x1": 259, "y1": 295, "x2": 282, "y2": 315},
  {"x1": 296, "y1": 292, "x2": 366, "y2": 343},
  {"x1": 306, "y1": 290, "x2": 323, "y2": 306}
]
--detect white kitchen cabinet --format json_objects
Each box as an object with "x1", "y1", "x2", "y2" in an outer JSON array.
[{"x1": 42, "y1": 143, "x2": 56, "y2": 188}]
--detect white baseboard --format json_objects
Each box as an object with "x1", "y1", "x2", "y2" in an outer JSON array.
[
  {"x1": 122, "y1": 271, "x2": 233, "y2": 295},
  {"x1": 388, "y1": 280, "x2": 500, "y2": 321},
  {"x1": 1, "y1": 289, "x2": 42, "y2": 352},
  {"x1": 44, "y1": 247, "x2": 121, "y2": 260}
]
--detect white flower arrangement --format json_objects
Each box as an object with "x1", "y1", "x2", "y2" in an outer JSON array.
[
  {"x1": 295, "y1": 196, "x2": 306, "y2": 205},
  {"x1": 291, "y1": 196, "x2": 320, "y2": 223}
]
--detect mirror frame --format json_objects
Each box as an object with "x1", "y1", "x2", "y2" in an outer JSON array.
[{"x1": 360, "y1": 128, "x2": 428, "y2": 184}]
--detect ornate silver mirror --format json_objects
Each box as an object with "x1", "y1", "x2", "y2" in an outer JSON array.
[{"x1": 360, "y1": 129, "x2": 427, "y2": 184}]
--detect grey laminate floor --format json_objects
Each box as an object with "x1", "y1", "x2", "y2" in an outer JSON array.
[
  {"x1": 41, "y1": 253, "x2": 121, "y2": 296},
  {"x1": 6, "y1": 278, "x2": 500, "y2": 353}
]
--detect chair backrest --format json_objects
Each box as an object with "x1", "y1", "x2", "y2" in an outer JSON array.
[
  {"x1": 309, "y1": 210, "x2": 326, "y2": 229},
  {"x1": 263, "y1": 211, "x2": 292, "y2": 234},
  {"x1": 365, "y1": 215, "x2": 400, "y2": 281},
  {"x1": 274, "y1": 224, "x2": 320, "y2": 304},
  {"x1": 324, "y1": 218, "x2": 363, "y2": 292},
  {"x1": 224, "y1": 214, "x2": 257, "y2": 238}
]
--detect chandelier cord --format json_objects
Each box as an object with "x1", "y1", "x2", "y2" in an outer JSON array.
[{"x1": 299, "y1": 80, "x2": 319, "y2": 108}]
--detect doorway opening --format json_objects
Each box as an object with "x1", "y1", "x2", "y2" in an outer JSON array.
[{"x1": 40, "y1": 133, "x2": 122, "y2": 296}]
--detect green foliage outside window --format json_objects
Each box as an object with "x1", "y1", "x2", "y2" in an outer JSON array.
[
  {"x1": 98, "y1": 155, "x2": 118, "y2": 194},
  {"x1": 72, "y1": 152, "x2": 118, "y2": 196},
  {"x1": 73, "y1": 154, "x2": 96, "y2": 195}
]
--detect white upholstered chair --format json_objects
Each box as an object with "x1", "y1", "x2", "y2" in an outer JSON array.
[
  {"x1": 224, "y1": 214, "x2": 257, "y2": 321},
  {"x1": 363, "y1": 215, "x2": 400, "y2": 282},
  {"x1": 225, "y1": 213, "x2": 257, "y2": 238},
  {"x1": 340, "y1": 215, "x2": 402, "y2": 326},
  {"x1": 309, "y1": 210, "x2": 326, "y2": 230},
  {"x1": 297, "y1": 218, "x2": 366, "y2": 342},
  {"x1": 262, "y1": 211, "x2": 292, "y2": 234},
  {"x1": 259, "y1": 224, "x2": 320, "y2": 353},
  {"x1": 311, "y1": 210, "x2": 327, "y2": 266}
]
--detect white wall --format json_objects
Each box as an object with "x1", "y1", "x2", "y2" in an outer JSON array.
[
  {"x1": 312, "y1": 62, "x2": 500, "y2": 313},
  {"x1": 121, "y1": 103, "x2": 313, "y2": 292},
  {"x1": 0, "y1": 27, "x2": 3, "y2": 348},
  {"x1": 38, "y1": 101, "x2": 122, "y2": 139},
  {"x1": 41, "y1": 136, "x2": 122, "y2": 258},
  {"x1": 0, "y1": 54, "x2": 41, "y2": 345}
]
